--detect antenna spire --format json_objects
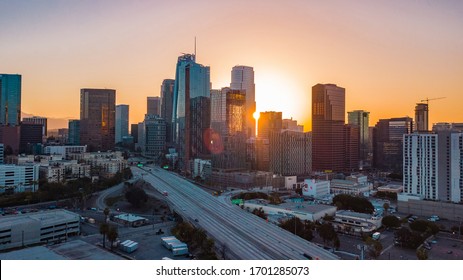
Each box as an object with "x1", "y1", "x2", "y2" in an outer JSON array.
[{"x1": 194, "y1": 36, "x2": 197, "y2": 61}]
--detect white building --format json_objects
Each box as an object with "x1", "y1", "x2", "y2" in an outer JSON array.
[
  {"x1": 302, "y1": 179, "x2": 330, "y2": 197},
  {"x1": 334, "y1": 210, "x2": 382, "y2": 234},
  {"x1": 44, "y1": 145, "x2": 87, "y2": 158},
  {"x1": 403, "y1": 130, "x2": 463, "y2": 203},
  {"x1": 0, "y1": 209, "x2": 80, "y2": 251},
  {"x1": 192, "y1": 159, "x2": 212, "y2": 180},
  {"x1": 0, "y1": 164, "x2": 39, "y2": 193},
  {"x1": 330, "y1": 179, "x2": 371, "y2": 196}
]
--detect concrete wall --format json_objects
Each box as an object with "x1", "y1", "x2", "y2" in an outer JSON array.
[{"x1": 398, "y1": 199, "x2": 463, "y2": 221}]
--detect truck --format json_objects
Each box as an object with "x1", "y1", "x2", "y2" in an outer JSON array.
[{"x1": 372, "y1": 232, "x2": 381, "y2": 240}]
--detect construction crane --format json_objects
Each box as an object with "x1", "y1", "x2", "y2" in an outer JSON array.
[{"x1": 420, "y1": 97, "x2": 446, "y2": 105}]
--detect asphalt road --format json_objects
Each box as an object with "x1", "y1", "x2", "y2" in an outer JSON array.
[{"x1": 132, "y1": 166, "x2": 339, "y2": 260}]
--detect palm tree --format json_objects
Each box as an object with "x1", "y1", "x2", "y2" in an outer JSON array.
[
  {"x1": 107, "y1": 226, "x2": 119, "y2": 251},
  {"x1": 99, "y1": 223, "x2": 110, "y2": 248},
  {"x1": 103, "y1": 207, "x2": 110, "y2": 223}
]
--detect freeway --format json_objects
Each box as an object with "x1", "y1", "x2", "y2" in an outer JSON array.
[{"x1": 132, "y1": 166, "x2": 338, "y2": 260}]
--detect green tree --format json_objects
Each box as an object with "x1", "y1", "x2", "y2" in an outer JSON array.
[
  {"x1": 365, "y1": 237, "x2": 383, "y2": 259},
  {"x1": 103, "y1": 207, "x2": 110, "y2": 223},
  {"x1": 107, "y1": 226, "x2": 119, "y2": 251},
  {"x1": 410, "y1": 220, "x2": 439, "y2": 235},
  {"x1": 318, "y1": 223, "x2": 337, "y2": 247},
  {"x1": 382, "y1": 215, "x2": 401, "y2": 228},
  {"x1": 416, "y1": 247, "x2": 428, "y2": 260},
  {"x1": 332, "y1": 194, "x2": 374, "y2": 214},
  {"x1": 125, "y1": 187, "x2": 148, "y2": 208},
  {"x1": 252, "y1": 207, "x2": 267, "y2": 220},
  {"x1": 99, "y1": 223, "x2": 110, "y2": 248}
]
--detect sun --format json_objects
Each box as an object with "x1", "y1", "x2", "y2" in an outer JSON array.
[{"x1": 253, "y1": 111, "x2": 260, "y2": 120}]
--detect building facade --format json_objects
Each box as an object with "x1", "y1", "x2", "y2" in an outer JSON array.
[
  {"x1": 19, "y1": 123, "x2": 43, "y2": 154},
  {"x1": 312, "y1": 84, "x2": 346, "y2": 172},
  {"x1": 172, "y1": 54, "x2": 211, "y2": 173},
  {"x1": 373, "y1": 117, "x2": 413, "y2": 172},
  {"x1": 269, "y1": 130, "x2": 312, "y2": 176},
  {"x1": 210, "y1": 88, "x2": 247, "y2": 170},
  {"x1": 230, "y1": 66, "x2": 256, "y2": 138},
  {"x1": 414, "y1": 103, "x2": 429, "y2": 132},
  {"x1": 115, "y1": 104, "x2": 129, "y2": 144},
  {"x1": 147, "y1": 96, "x2": 161, "y2": 116},
  {"x1": 23, "y1": 116, "x2": 47, "y2": 137},
  {"x1": 80, "y1": 88, "x2": 116, "y2": 152},
  {"x1": 347, "y1": 110, "x2": 370, "y2": 167},
  {"x1": 68, "y1": 120, "x2": 80, "y2": 145},
  {"x1": 258, "y1": 111, "x2": 282, "y2": 139},
  {"x1": 403, "y1": 129, "x2": 463, "y2": 203},
  {"x1": 0, "y1": 164, "x2": 39, "y2": 193},
  {"x1": 0, "y1": 74, "x2": 21, "y2": 126},
  {"x1": 160, "y1": 79, "x2": 174, "y2": 144},
  {"x1": 138, "y1": 115, "x2": 166, "y2": 159}
]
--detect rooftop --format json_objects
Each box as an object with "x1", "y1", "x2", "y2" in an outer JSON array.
[{"x1": 0, "y1": 209, "x2": 80, "y2": 228}]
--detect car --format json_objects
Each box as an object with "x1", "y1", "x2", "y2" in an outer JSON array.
[
  {"x1": 447, "y1": 250, "x2": 453, "y2": 254},
  {"x1": 194, "y1": 218, "x2": 199, "y2": 222}
]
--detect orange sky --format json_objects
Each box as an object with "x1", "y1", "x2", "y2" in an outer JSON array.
[{"x1": 1, "y1": 1, "x2": 462, "y2": 130}]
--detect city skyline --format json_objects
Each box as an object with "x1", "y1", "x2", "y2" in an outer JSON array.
[{"x1": 1, "y1": 1, "x2": 463, "y2": 130}]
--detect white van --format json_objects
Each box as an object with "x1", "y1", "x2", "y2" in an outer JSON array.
[{"x1": 372, "y1": 232, "x2": 381, "y2": 240}]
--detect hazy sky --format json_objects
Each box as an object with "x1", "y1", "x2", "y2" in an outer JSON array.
[{"x1": 1, "y1": 0, "x2": 462, "y2": 130}]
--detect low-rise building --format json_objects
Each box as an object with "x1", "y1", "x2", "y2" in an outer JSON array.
[
  {"x1": 0, "y1": 209, "x2": 80, "y2": 251},
  {"x1": 0, "y1": 164, "x2": 39, "y2": 193},
  {"x1": 302, "y1": 179, "x2": 330, "y2": 197},
  {"x1": 44, "y1": 145, "x2": 87, "y2": 159},
  {"x1": 113, "y1": 213, "x2": 148, "y2": 227},
  {"x1": 330, "y1": 179, "x2": 371, "y2": 196},
  {"x1": 244, "y1": 199, "x2": 337, "y2": 222},
  {"x1": 333, "y1": 210, "x2": 382, "y2": 234},
  {"x1": 377, "y1": 184, "x2": 403, "y2": 193}
]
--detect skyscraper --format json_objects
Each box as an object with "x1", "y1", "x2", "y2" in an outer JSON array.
[
  {"x1": 138, "y1": 115, "x2": 166, "y2": 159},
  {"x1": 147, "y1": 96, "x2": 161, "y2": 116},
  {"x1": 0, "y1": 74, "x2": 21, "y2": 126},
  {"x1": 130, "y1": 123, "x2": 139, "y2": 144},
  {"x1": 115, "y1": 104, "x2": 129, "y2": 144},
  {"x1": 210, "y1": 87, "x2": 247, "y2": 170},
  {"x1": 172, "y1": 54, "x2": 211, "y2": 172},
  {"x1": 20, "y1": 123, "x2": 43, "y2": 154},
  {"x1": 231, "y1": 66, "x2": 256, "y2": 138},
  {"x1": 258, "y1": 111, "x2": 282, "y2": 139},
  {"x1": 312, "y1": 83, "x2": 345, "y2": 172},
  {"x1": 373, "y1": 117, "x2": 413, "y2": 172},
  {"x1": 160, "y1": 79, "x2": 174, "y2": 144},
  {"x1": 348, "y1": 110, "x2": 370, "y2": 167},
  {"x1": 80, "y1": 88, "x2": 116, "y2": 152},
  {"x1": 23, "y1": 116, "x2": 48, "y2": 137},
  {"x1": 403, "y1": 127, "x2": 463, "y2": 203},
  {"x1": 414, "y1": 103, "x2": 428, "y2": 132},
  {"x1": 68, "y1": 120, "x2": 80, "y2": 145},
  {"x1": 269, "y1": 130, "x2": 311, "y2": 176}
]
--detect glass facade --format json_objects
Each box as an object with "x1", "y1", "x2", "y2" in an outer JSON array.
[
  {"x1": 68, "y1": 120, "x2": 80, "y2": 145},
  {"x1": 115, "y1": 104, "x2": 129, "y2": 144},
  {"x1": 231, "y1": 66, "x2": 255, "y2": 138},
  {"x1": 172, "y1": 54, "x2": 211, "y2": 172},
  {"x1": 80, "y1": 89, "x2": 116, "y2": 152},
  {"x1": 0, "y1": 74, "x2": 21, "y2": 125}
]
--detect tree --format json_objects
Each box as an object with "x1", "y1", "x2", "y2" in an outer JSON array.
[
  {"x1": 382, "y1": 215, "x2": 401, "y2": 228},
  {"x1": 99, "y1": 223, "x2": 110, "y2": 248},
  {"x1": 332, "y1": 194, "x2": 374, "y2": 214},
  {"x1": 103, "y1": 207, "x2": 110, "y2": 223},
  {"x1": 410, "y1": 220, "x2": 439, "y2": 235},
  {"x1": 252, "y1": 207, "x2": 267, "y2": 220},
  {"x1": 416, "y1": 247, "x2": 428, "y2": 260},
  {"x1": 125, "y1": 187, "x2": 148, "y2": 208},
  {"x1": 107, "y1": 226, "x2": 119, "y2": 251},
  {"x1": 318, "y1": 222, "x2": 337, "y2": 247},
  {"x1": 365, "y1": 237, "x2": 383, "y2": 259},
  {"x1": 383, "y1": 203, "x2": 390, "y2": 216}
]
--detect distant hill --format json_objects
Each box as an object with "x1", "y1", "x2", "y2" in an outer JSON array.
[{"x1": 22, "y1": 112, "x2": 73, "y2": 130}]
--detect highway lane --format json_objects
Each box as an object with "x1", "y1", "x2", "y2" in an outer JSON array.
[{"x1": 133, "y1": 166, "x2": 338, "y2": 260}]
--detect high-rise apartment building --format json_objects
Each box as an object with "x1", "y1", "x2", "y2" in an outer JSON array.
[
  {"x1": 282, "y1": 118, "x2": 303, "y2": 132},
  {"x1": 138, "y1": 115, "x2": 166, "y2": 159},
  {"x1": 160, "y1": 79, "x2": 174, "y2": 144},
  {"x1": 414, "y1": 103, "x2": 429, "y2": 132},
  {"x1": 269, "y1": 130, "x2": 311, "y2": 176},
  {"x1": 348, "y1": 110, "x2": 370, "y2": 167},
  {"x1": 312, "y1": 83, "x2": 345, "y2": 172},
  {"x1": 231, "y1": 66, "x2": 256, "y2": 138},
  {"x1": 403, "y1": 128, "x2": 463, "y2": 203},
  {"x1": 210, "y1": 88, "x2": 247, "y2": 170},
  {"x1": 172, "y1": 54, "x2": 211, "y2": 172},
  {"x1": 373, "y1": 117, "x2": 413, "y2": 172},
  {"x1": 0, "y1": 74, "x2": 21, "y2": 126},
  {"x1": 147, "y1": 96, "x2": 161, "y2": 116},
  {"x1": 344, "y1": 124, "x2": 360, "y2": 172},
  {"x1": 23, "y1": 116, "x2": 48, "y2": 137},
  {"x1": 80, "y1": 88, "x2": 116, "y2": 152},
  {"x1": 115, "y1": 104, "x2": 129, "y2": 144},
  {"x1": 68, "y1": 120, "x2": 80, "y2": 145}
]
